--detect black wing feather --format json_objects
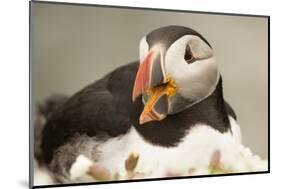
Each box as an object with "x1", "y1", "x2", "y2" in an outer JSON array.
[
  {"x1": 224, "y1": 101, "x2": 237, "y2": 120},
  {"x1": 41, "y1": 62, "x2": 138, "y2": 163}
]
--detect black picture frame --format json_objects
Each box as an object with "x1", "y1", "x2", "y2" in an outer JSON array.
[{"x1": 29, "y1": 1, "x2": 270, "y2": 188}]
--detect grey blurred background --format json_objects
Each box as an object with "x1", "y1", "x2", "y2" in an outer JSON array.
[{"x1": 31, "y1": 2, "x2": 268, "y2": 158}]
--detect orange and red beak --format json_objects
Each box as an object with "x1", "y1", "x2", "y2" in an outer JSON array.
[
  {"x1": 132, "y1": 49, "x2": 167, "y2": 101},
  {"x1": 132, "y1": 48, "x2": 170, "y2": 125}
]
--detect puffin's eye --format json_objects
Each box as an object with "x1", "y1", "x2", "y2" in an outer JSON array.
[{"x1": 184, "y1": 45, "x2": 195, "y2": 64}]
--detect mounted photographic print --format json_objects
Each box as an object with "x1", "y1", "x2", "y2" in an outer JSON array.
[{"x1": 29, "y1": 1, "x2": 269, "y2": 188}]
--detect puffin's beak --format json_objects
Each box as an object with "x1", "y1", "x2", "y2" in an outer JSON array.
[
  {"x1": 132, "y1": 48, "x2": 175, "y2": 125},
  {"x1": 132, "y1": 48, "x2": 167, "y2": 101},
  {"x1": 138, "y1": 87, "x2": 169, "y2": 124}
]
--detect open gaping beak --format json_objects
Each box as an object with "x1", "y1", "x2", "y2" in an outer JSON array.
[{"x1": 132, "y1": 48, "x2": 176, "y2": 125}]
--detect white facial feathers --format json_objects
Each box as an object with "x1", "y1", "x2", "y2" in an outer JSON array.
[
  {"x1": 138, "y1": 34, "x2": 220, "y2": 111},
  {"x1": 188, "y1": 36, "x2": 213, "y2": 60},
  {"x1": 164, "y1": 35, "x2": 219, "y2": 104},
  {"x1": 139, "y1": 36, "x2": 149, "y2": 63}
]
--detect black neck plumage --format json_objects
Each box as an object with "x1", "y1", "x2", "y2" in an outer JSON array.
[{"x1": 131, "y1": 77, "x2": 231, "y2": 147}]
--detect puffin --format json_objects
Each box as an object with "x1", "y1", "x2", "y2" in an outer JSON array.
[{"x1": 36, "y1": 25, "x2": 242, "y2": 183}]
